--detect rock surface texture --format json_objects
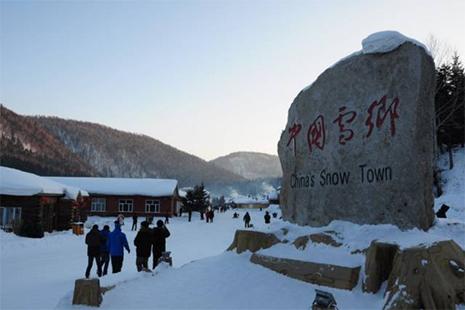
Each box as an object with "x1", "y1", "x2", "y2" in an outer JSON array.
[
  {"x1": 250, "y1": 253, "x2": 361, "y2": 290},
  {"x1": 363, "y1": 241, "x2": 400, "y2": 293},
  {"x1": 227, "y1": 230, "x2": 281, "y2": 254},
  {"x1": 278, "y1": 32, "x2": 436, "y2": 230},
  {"x1": 383, "y1": 240, "x2": 465, "y2": 310}
]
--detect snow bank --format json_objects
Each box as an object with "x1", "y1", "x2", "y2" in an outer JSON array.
[
  {"x1": 0, "y1": 166, "x2": 88, "y2": 199},
  {"x1": 49, "y1": 177, "x2": 178, "y2": 197},
  {"x1": 434, "y1": 147, "x2": 465, "y2": 220}
]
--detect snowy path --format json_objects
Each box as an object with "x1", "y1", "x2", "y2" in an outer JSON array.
[{"x1": 0, "y1": 210, "x2": 251, "y2": 309}]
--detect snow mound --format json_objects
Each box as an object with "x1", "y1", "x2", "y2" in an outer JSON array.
[{"x1": 361, "y1": 31, "x2": 430, "y2": 55}]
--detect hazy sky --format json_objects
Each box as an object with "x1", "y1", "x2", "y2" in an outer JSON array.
[{"x1": 1, "y1": 1, "x2": 464, "y2": 160}]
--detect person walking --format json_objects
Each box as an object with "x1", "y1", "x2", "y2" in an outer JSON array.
[
  {"x1": 209, "y1": 209, "x2": 214, "y2": 223},
  {"x1": 152, "y1": 220, "x2": 170, "y2": 269},
  {"x1": 243, "y1": 212, "x2": 251, "y2": 228},
  {"x1": 99, "y1": 225, "x2": 111, "y2": 276},
  {"x1": 134, "y1": 221, "x2": 152, "y2": 272},
  {"x1": 108, "y1": 221, "x2": 130, "y2": 273},
  {"x1": 132, "y1": 214, "x2": 138, "y2": 231},
  {"x1": 117, "y1": 214, "x2": 125, "y2": 226},
  {"x1": 85, "y1": 224, "x2": 104, "y2": 278},
  {"x1": 264, "y1": 211, "x2": 271, "y2": 224}
]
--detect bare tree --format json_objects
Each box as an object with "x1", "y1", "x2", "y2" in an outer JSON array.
[{"x1": 425, "y1": 34, "x2": 453, "y2": 67}]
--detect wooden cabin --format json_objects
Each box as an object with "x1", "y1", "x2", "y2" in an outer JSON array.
[
  {"x1": 0, "y1": 167, "x2": 88, "y2": 237},
  {"x1": 49, "y1": 177, "x2": 180, "y2": 218}
]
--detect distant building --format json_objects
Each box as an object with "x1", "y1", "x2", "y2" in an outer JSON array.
[
  {"x1": 49, "y1": 177, "x2": 180, "y2": 218},
  {"x1": 268, "y1": 187, "x2": 280, "y2": 205},
  {"x1": 228, "y1": 196, "x2": 269, "y2": 209},
  {"x1": 0, "y1": 166, "x2": 88, "y2": 237}
]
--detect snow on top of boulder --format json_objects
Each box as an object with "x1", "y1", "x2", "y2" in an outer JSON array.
[
  {"x1": 49, "y1": 177, "x2": 178, "y2": 197},
  {"x1": 302, "y1": 31, "x2": 431, "y2": 94},
  {"x1": 361, "y1": 31, "x2": 430, "y2": 55},
  {"x1": 0, "y1": 166, "x2": 88, "y2": 199}
]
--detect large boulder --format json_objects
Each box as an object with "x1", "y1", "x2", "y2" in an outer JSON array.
[
  {"x1": 250, "y1": 253, "x2": 361, "y2": 290},
  {"x1": 227, "y1": 230, "x2": 280, "y2": 254},
  {"x1": 277, "y1": 31, "x2": 435, "y2": 230},
  {"x1": 383, "y1": 240, "x2": 465, "y2": 310},
  {"x1": 363, "y1": 241, "x2": 400, "y2": 293},
  {"x1": 72, "y1": 278, "x2": 102, "y2": 307}
]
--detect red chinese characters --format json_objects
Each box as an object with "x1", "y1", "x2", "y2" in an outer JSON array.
[
  {"x1": 287, "y1": 123, "x2": 302, "y2": 156},
  {"x1": 333, "y1": 106, "x2": 357, "y2": 145},
  {"x1": 287, "y1": 123, "x2": 302, "y2": 147},
  {"x1": 285, "y1": 94, "x2": 400, "y2": 156},
  {"x1": 307, "y1": 115, "x2": 325, "y2": 153},
  {"x1": 365, "y1": 95, "x2": 400, "y2": 138}
]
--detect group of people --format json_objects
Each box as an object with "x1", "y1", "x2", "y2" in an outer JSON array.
[
  {"x1": 84, "y1": 221, "x2": 129, "y2": 278},
  {"x1": 85, "y1": 218, "x2": 170, "y2": 278},
  {"x1": 241, "y1": 211, "x2": 272, "y2": 228}
]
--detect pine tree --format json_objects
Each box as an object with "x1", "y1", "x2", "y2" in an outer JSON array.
[
  {"x1": 181, "y1": 183, "x2": 210, "y2": 219},
  {"x1": 435, "y1": 53, "x2": 465, "y2": 149}
]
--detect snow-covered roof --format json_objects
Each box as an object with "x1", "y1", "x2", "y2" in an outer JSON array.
[
  {"x1": 229, "y1": 196, "x2": 269, "y2": 205},
  {"x1": 178, "y1": 190, "x2": 187, "y2": 198},
  {"x1": 49, "y1": 177, "x2": 178, "y2": 197},
  {"x1": 268, "y1": 190, "x2": 278, "y2": 200},
  {"x1": 0, "y1": 166, "x2": 88, "y2": 199}
]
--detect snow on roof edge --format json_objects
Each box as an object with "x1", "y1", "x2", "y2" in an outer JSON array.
[
  {"x1": 0, "y1": 166, "x2": 88, "y2": 199},
  {"x1": 49, "y1": 177, "x2": 178, "y2": 198}
]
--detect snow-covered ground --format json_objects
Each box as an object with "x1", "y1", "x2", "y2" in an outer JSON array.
[{"x1": 1, "y1": 148, "x2": 464, "y2": 310}]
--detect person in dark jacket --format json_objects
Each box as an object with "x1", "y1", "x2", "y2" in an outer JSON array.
[
  {"x1": 209, "y1": 209, "x2": 214, "y2": 223},
  {"x1": 152, "y1": 220, "x2": 170, "y2": 269},
  {"x1": 85, "y1": 224, "x2": 104, "y2": 278},
  {"x1": 107, "y1": 221, "x2": 130, "y2": 273},
  {"x1": 243, "y1": 212, "x2": 251, "y2": 228},
  {"x1": 99, "y1": 225, "x2": 110, "y2": 275},
  {"x1": 264, "y1": 211, "x2": 271, "y2": 224},
  {"x1": 134, "y1": 221, "x2": 152, "y2": 271},
  {"x1": 132, "y1": 214, "x2": 138, "y2": 231}
]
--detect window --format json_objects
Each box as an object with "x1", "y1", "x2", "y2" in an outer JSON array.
[
  {"x1": 145, "y1": 200, "x2": 160, "y2": 213},
  {"x1": 0, "y1": 207, "x2": 22, "y2": 228},
  {"x1": 119, "y1": 199, "x2": 133, "y2": 213},
  {"x1": 91, "y1": 198, "x2": 106, "y2": 212}
]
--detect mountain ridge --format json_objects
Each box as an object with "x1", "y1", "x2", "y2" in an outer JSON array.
[
  {"x1": 210, "y1": 151, "x2": 282, "y2": 180},
  {"x1": 0, "y1": 105, "x2": 247, "y2": 186}
]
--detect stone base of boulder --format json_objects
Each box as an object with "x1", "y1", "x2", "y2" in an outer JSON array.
[
  {"x1": 383, "y1": 240, "x2": 465, "y2": 310},
  {"x1": 72, "y1": 278, "x2": 102, "y2": 307},
  {"x1": 250, "y1": 253, "x2": 360, "y2": 290},
  {"x1": 363, "y1": 241, "x2": 400, "y2": 293},
  {"x1": 227, "y1": 230, "x2": 280, "y2": 254}
]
